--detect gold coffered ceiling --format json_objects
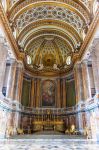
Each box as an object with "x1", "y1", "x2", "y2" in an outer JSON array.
[{"x1": 7, "y1": 0, "x2": 91, "y2": 74}]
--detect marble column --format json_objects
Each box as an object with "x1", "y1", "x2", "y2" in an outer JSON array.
[
  {"x1": 57, "y1": 78, "x2": 61, "y2": 108},
  {"x1": 91, "y1": 44, "x2": 99, "y2": 96},
  {"x1": 62, "y1": 78, "x2": 66, "y2": 108},
  {"x1": 13, "y1": 62, "x2": 23, "y2": 103},
  {"x1": 34, "y1": 79, "x2": 37, "y2": 107},
  {"x1": 0, "y1": 37, "x2": 8, "y2": 96},
  {"x1": 87, "y1": 62, "x2": 95, "y2": 97},
  {"x1": 6, "y1": 59, "x2": 17, "y2": 99},
  {"x1": 81, "y1": 60, "x2": 92, "y2": 100},
  {"x1": 74, "y1": 63, "x2": 84, "y2": 104},
  {"x1": 36, "y1": 78, "x2": 41, "y2": 108},
  {"x1": 30, "y1": 79, "x2": 35, "y2": 107}
]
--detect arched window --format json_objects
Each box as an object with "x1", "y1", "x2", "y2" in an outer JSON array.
[
  {"x1": 66, "y1": 56, "x2": 71, "y2": 65},
  {"x1": 27, "y1": 55, "x2": 32, "y2": 65}
]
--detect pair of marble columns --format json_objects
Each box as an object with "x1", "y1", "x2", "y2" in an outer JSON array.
[
  {"x1": 30, "y1": 78, "x2": 41, "y2": 108},
  {"x1": 74, "y1": 39, "x2": 99, "y2": 103},
  {"x1": 57, "y1": 78, "x2": 66, "y2": 108},
  {"x1": 5, "y1": 60, "x2": 23, "y2": 102},
  {"x1": 74, "y1": 60, "x2": 95, "y2": 103},
  {"x1": 91, "y1": 39, "x2": 99, "y2": 97}
]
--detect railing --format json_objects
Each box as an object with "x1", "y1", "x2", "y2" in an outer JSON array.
[{"x1": 0, "y1": 95, "x2": 98, "y2": 116}]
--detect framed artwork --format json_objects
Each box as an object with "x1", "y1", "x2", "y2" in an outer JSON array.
[{"x1": 42, "y1": 80, "x2": 55, "y2": 107}]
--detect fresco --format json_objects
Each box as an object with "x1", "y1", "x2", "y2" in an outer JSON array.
[{"x1": 42, "y1": 80, "x2": 55, "y2": 107}]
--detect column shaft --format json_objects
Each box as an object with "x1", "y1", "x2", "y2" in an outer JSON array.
[
  {"x1": 36, "y1": 78, "x2": 41, "y2": 107},
  {"x1": 62, "y1": 78, "x2": 66, "y2": 108},
  {"x1": 81, "y1": 61, "x2": 91, "y2": 100},
  {"x1": 91, "y1": 51, "x2": 99, "y2": 94},
  {"x1": 6, "y1": 60, "x2": 16, "y2": 99},
  {"x1": 34, "y1": 79, "x2": 37, "y2": 107},
  {"x1": 74, "y1": 63, "x2": 84, "y2": 103},
  {"x1": 14, "y1": 62, "x2": 23, "y2": 102},
  {"x1": 57, "y1": 79, "x2": 61, "y2": 108},
  {"x1": 30, "y1": 79, "x2": 35, "y2": 107},
  {"x1": 0, "y1": 41, "x2": 7, "y2": 94}
]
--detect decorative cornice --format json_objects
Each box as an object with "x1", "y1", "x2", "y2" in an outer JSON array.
[{"x1": 17, "y1": 20, "x2": 82, "y2": 50}]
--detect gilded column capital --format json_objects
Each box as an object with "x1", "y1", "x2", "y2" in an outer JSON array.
[
  {"x1": 81, "y1": 59, "x2": 88, "y2": 65},
  {"x1": 16, "y1": 61, "x2": 24, "y2": 69},
  {"x1": 0, "y1": 35, "x2": 5, "y2": 44},
  {"x1": 73, "y1": 61, "x2": 82, "y2": 69}
]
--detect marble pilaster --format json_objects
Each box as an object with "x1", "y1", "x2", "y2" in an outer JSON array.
[
  {"x1": 57, "y1": 78, "x2": 61, "y2": 108},
  {"x1": 30, "y1": 79, "x2": 35, "y2": 107},
  {"x1": 0, "y1": 37, "x2": 8, "y2": 96},
  {"x1": 81, "y1": 60, "x2": 92, "y2": 100},
  {"x1": 62, "y1": 78, "x2": 66, "y2": 108},
  {"x1": 74, "y1": 63, "x2": 84, "y2": 104},
  {"x1": 13, "y1": 62, "x2": 23, "y2": 102},
  {"x1": 91, "y1": 45, "x2": 99, "y2": 96},
  {"x1": 34, "y1": 79, "x2": 37, "y2": 108},
  {"x1": 6, "y1": 59, "x2": 17, "y2": 99},
  {"x1": 36, "y1": 78, "x2": 41, "y2": 108}
]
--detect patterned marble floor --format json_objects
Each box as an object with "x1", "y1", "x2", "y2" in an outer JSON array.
[{"x1": 0, "y1": 139, "x2": 99, "y2": 150}]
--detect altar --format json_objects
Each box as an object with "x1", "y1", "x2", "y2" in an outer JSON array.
[{"x1": 33, "y1": 120, "x2": 65, "y2": 132}]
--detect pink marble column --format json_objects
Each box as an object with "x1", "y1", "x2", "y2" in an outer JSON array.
[
  {"x1": 87, "y1": 62, "x2": 95, "y2": 97},
  {"x1": 74, "y1": 63, "x2": 84, "y2": 104},
  {"x1": 30, "y1": 79, "x2": 35, "y2": 107},
  {"x1": 62, "y1": 78, "x2": 66, "y2": 108},
  {"x1": 91, "y1": 40, "x2": 99, "y2": 96},
  {"x1": 81, "y1": 60, "x2": 92, "y2": 100},
  {"x1": 33, "y1": 79, "x2": 37, "y2": 108},
  {"x1": 13, "y1": 62, "x2": 23, "y2": 103},
  {"x1": 6, "y1": 59, "x2": 17, "y2": 99},
  {"x1": 36, "y1": 78, "x2": 41, "y2": 108},
  {"x1": 57, "y1": 78, "x2": 61, "y2": 108},
  {"x1": 0, "y1": 37, "x2": 8, "y2": 96}
]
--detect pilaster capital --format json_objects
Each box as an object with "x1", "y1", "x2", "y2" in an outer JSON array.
[
  {"x1": 81, "y1": 59, "x2": 88, "y2": 66},
  {"x1": 90, "y1": 38, "x2": 99, "y2": 55},
  {"x1": 57, "y1": 78, "x2": 60, "y2": 81},
  {"x1": 16, "y1": 61, "x2": 24, "y2": 70},
  {"x1": 73, "y1": 61, "x2": 81, "y2": 70},
  {"x1": 90, "y1": 49, "x2": 97, "y2": 59},
  {"x1": 0, "y1": 36, "x2": 9, "y2": 52},
  {"x1": 0, "y1": 35, "x2": 5, "y2": 44},
  {"x1": 92, "y1": 38, "x2": 99, "y2": 48}
]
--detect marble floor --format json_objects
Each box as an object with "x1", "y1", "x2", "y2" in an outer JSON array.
[{"x1": 0, "y1": 138, "x2": 99, "y2": 150}]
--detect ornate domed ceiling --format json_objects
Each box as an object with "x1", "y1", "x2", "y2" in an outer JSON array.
[{"x1": 6, "y1": 0, "x2": 92, "y2": 74}]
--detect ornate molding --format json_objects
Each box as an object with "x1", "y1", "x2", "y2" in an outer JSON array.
[
  {"x1": 8, "y1": 0, "x2": 90, "y2": 21},
  {"x1": 17, "y1": 20, "x2": 81, "y2": 43},
  {"x1": 10, "y1": 2, "x2": 87, "y2": 35}
]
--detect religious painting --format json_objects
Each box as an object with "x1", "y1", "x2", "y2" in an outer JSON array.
[{"x1": 42, "y1": 80, "x2": 55, "y2": 107}]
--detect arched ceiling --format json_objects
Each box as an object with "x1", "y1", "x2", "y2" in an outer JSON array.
[{"x1": 7, "y1": 0, "x2": 91, "y2": 74}]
